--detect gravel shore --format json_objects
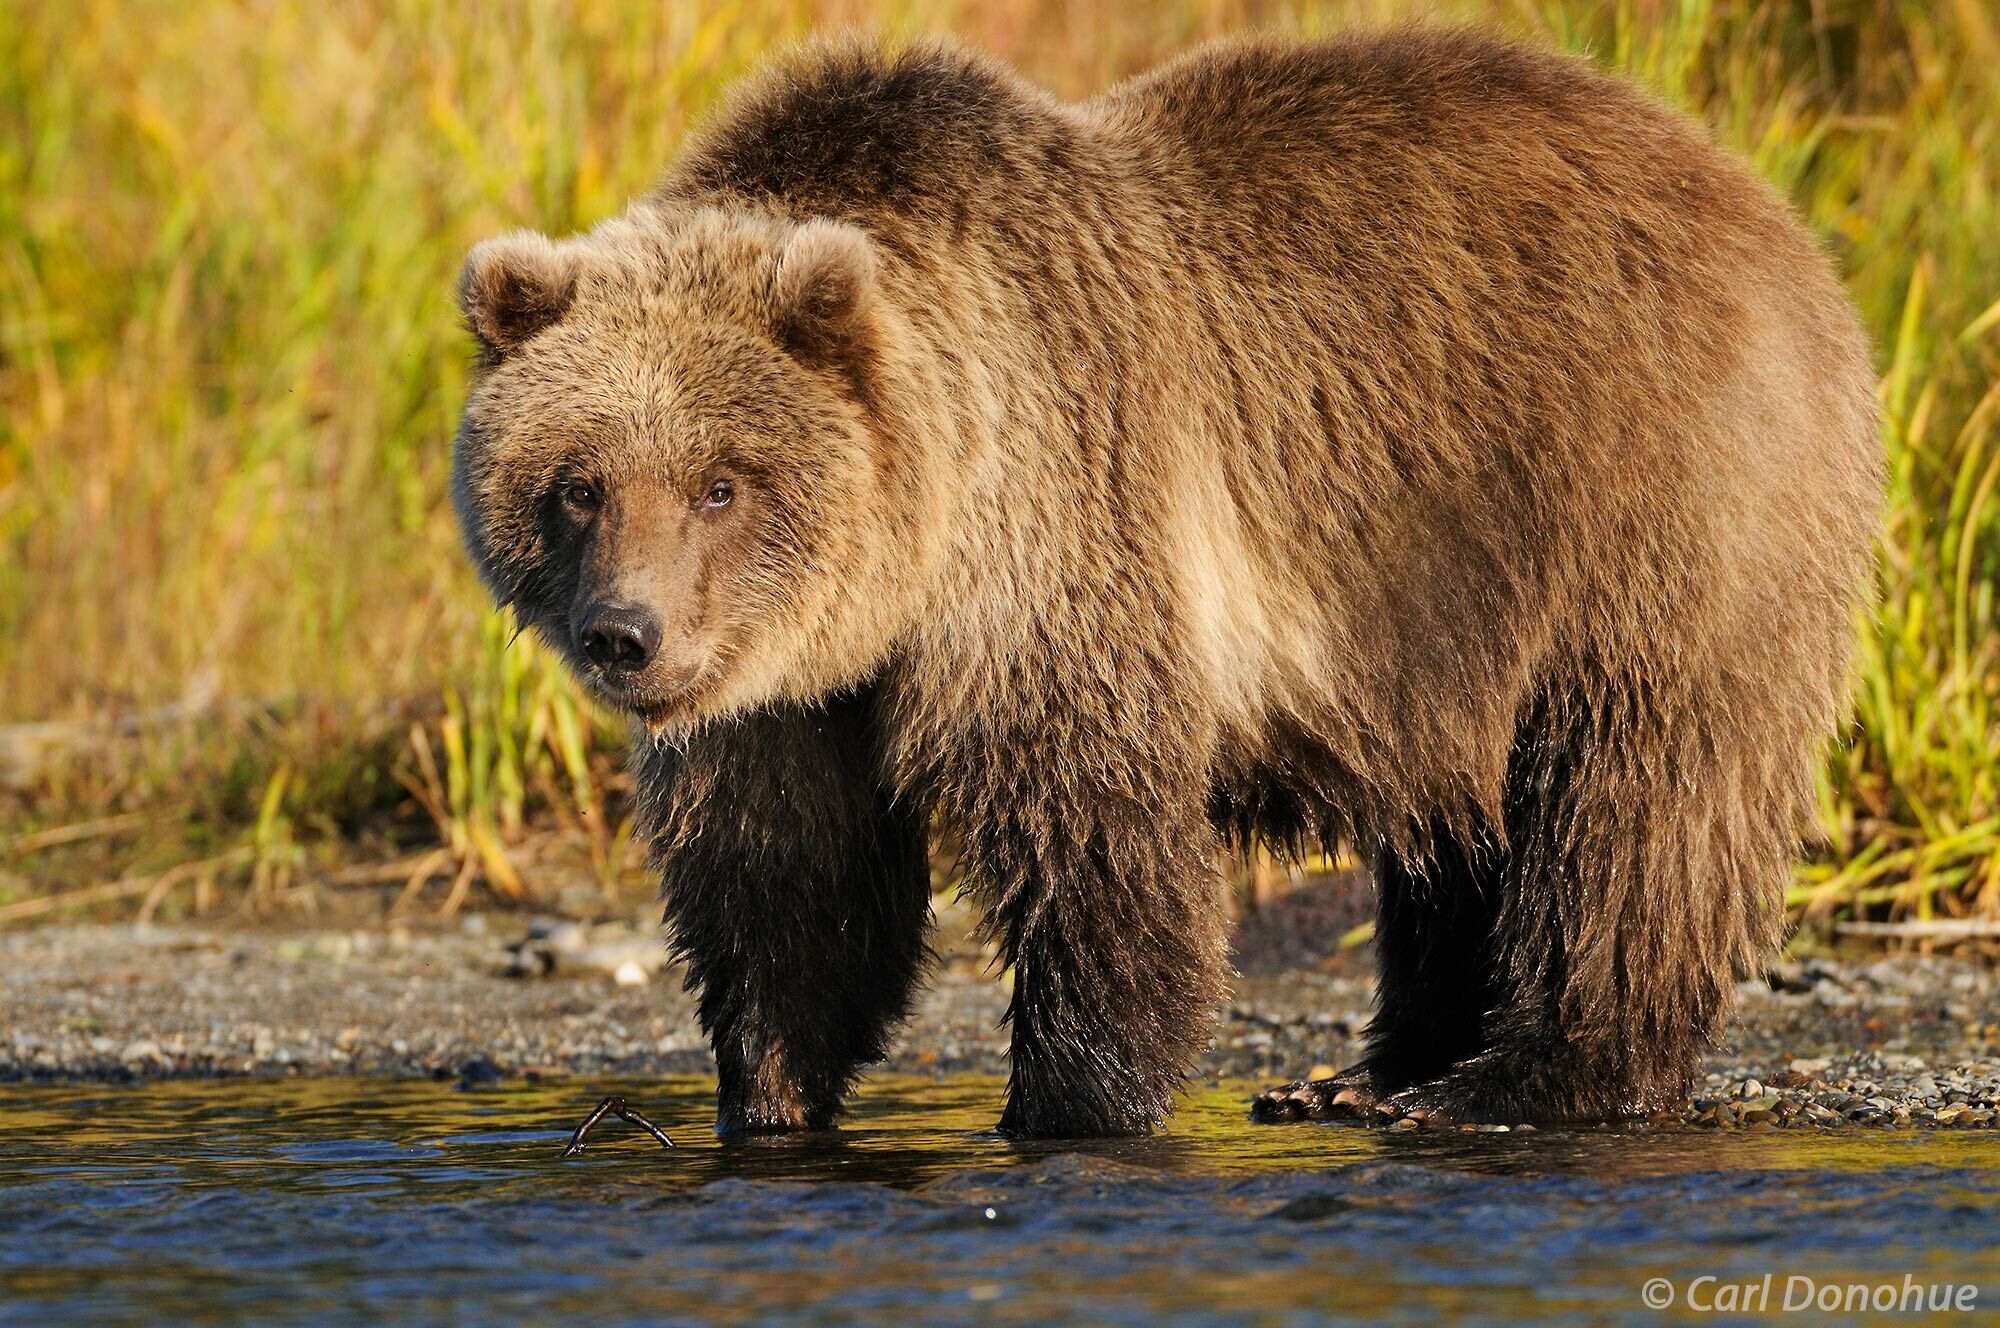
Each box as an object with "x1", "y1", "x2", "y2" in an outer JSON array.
[{"x1": 4, "y1": 900, "x2": 1996, "y2": 1132}]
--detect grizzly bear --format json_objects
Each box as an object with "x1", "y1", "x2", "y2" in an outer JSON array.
[{"x1": 452, "y1": 30, "x2": 1880, "y2": 1138}]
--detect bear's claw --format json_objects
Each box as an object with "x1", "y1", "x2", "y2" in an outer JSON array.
[
  {"x1": 1373, "y1": 1090, "x2": 1446, "y2": 1126},
  {"x1": 1250, "y1": 1074, "x2": 1376, "y2": 1123}
]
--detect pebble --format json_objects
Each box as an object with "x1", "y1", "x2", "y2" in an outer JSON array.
[{"x1": 119, "y1": 1038, "x2": 163, "y2": 1064}]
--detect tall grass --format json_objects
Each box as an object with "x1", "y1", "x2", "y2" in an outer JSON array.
[{"x1": 1, "y1": 0, "x2": 1995, "y2": 924}]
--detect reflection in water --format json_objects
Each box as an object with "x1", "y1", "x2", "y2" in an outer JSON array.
[{"x1": 1, "y1": 1075, "x2": 1996, "y2": 1325}]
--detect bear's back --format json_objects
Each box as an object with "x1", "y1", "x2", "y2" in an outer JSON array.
[
  {"x1": 1095, "y1": 29, "x2": 1645, "y2": 155},
  {"x1": 1093, "y1": 29, "x2": 1806, "y2": 298}
]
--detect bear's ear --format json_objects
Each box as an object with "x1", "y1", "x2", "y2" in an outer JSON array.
[
  {"x1": 766, "y1": 220, "x2": 878, "y2": 371},
  {"x1": 459, "y1": 231, "x2": 578, "y2": 356}
]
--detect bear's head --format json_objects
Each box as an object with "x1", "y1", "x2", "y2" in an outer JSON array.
[{"x1": 452, "y1": 206, "x2": 914, "y2": 732}]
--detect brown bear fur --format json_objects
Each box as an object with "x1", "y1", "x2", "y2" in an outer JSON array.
[{"x1": 452, "y1": 30, "x2": 1881, "y2": 1137}]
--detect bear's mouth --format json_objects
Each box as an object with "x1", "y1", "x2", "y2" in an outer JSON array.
[{"x1": 583, "y1": 666, "x2": 711, "y2": 730}]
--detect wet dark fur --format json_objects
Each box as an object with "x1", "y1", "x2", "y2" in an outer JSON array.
[
  {"x1": 636, "y1": 684, "x2": 931, "y2": 1132},
  {"x1": 453, "y1": 31, "x2": 1882, "y2": 1136}
]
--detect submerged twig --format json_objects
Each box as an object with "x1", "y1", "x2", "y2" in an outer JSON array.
[{"x1": 560, "y1": 1095, "x2": 676, "y2": 1157}]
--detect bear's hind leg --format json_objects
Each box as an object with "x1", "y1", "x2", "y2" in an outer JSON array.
[
  {"x1": 1252, "y1": 833, "x2": 1502, "y2": 1122},
  {"x1": 641, "y1": 685, "x2": 933, "y2": 1135},
  {"x1": 1373, "y1": 685, "x2": 1783, "y2": 1125}
]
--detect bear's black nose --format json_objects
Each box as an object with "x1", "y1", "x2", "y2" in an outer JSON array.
[{"x1": 577, "y1": 602, "x2": 661, "y2": 674}]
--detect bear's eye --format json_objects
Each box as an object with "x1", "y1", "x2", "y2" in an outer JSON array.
[
  {"x1": 556, "y1": 479, "x2": 600, "y2": 517},
  {"x1": 701, "y1": 480, "x2": 734, "y2": 510}
]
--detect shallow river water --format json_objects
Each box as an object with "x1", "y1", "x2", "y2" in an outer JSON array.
[{"x1": 1, "y1": 1074, "x2": 1996, "y2": 1325}]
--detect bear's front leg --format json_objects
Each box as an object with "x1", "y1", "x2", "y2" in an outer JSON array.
[
  {"x1": 638, "y1": 686, "x2": 932, "y2": 1134},
  {"x1": 966, "y1": 780, "x2": 1229, "y2": 1138}
]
